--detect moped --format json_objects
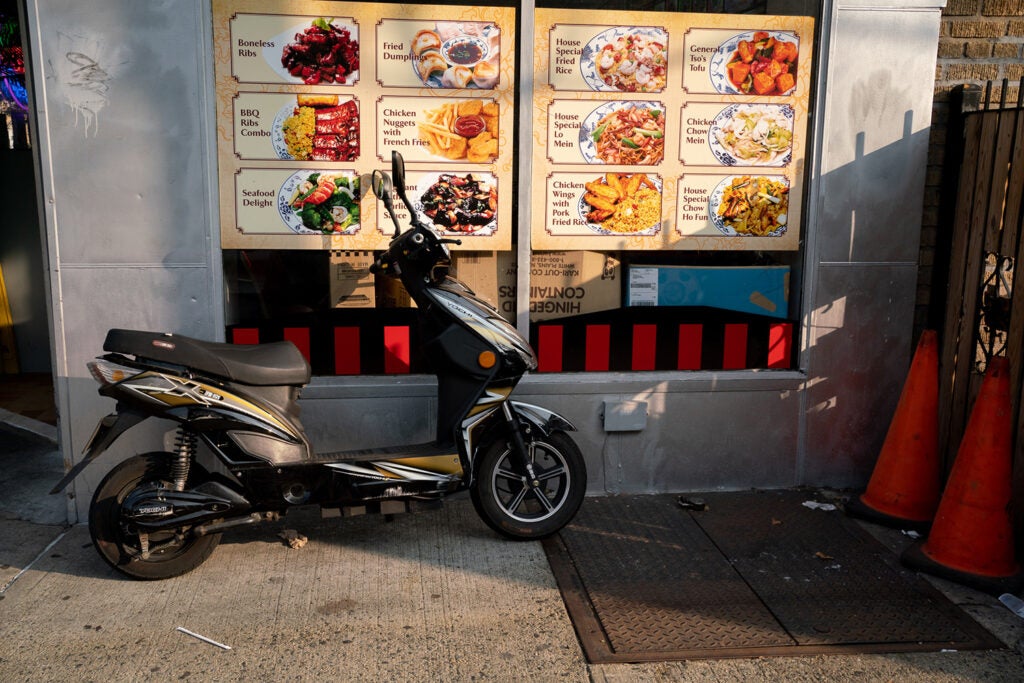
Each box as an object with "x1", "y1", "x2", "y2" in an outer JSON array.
[{"x1": 52, "y1": 151, "x2": 586, "y2": 580}]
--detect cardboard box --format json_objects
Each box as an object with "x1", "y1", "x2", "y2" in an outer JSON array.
[
  {"x1": 627, "y1": 265, "x2": 789, "y2": 318},
  {"x1": 375, "y1": 272, "x2": 414, "y2": 308},
  {"x1": 329, "y1": 251, "x2": 376, "y2": 308},
  {"x1": 450, "y1": 251, "x2": 516, "y2": 316},
  {"x1": 453, "y1": 251, "x2": 621, "y2": 321}
]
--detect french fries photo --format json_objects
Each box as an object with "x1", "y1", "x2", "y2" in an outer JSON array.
[{"x1": 417, "y1": 100, "x2": 499, "y2": 162}]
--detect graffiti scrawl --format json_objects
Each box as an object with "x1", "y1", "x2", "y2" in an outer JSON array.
[{"x1": 54, "y1": 32, "x2": 125, "y2": 137}]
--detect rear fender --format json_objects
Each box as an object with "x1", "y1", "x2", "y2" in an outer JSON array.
[{"x1": 49, "y1": 409, "x2": 147, "y2": 494}]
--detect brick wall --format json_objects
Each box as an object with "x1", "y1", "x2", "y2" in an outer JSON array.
[{"x1": 917, "y1": 0, "x2": 1024, "y2": 335}]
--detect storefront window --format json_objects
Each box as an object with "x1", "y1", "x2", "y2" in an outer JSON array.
[
  {"x1": 0, "y1": 4, "x2": 29, "y2": 149},
  {"x1": 216, "y1": 0, "x2": 819, "y2": 376}
]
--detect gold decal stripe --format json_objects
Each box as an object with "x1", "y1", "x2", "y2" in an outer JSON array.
[{"x1": 389, "y1": 455, "x2": 463, "y2": 476}]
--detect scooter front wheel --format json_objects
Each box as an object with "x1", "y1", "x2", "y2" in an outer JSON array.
[
  {"x1": 89, "y1": 453, "x2": 221, "y2": 580},
  {"x1": 471, "y1": 430, "x2": 586, "y2": 540}
]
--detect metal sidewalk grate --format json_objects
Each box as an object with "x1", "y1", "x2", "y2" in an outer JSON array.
[{"x1": 543, "y1": 491, "x2": 1003, "y2": 663}]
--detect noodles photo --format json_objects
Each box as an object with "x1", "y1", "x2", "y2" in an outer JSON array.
[
  {"x1": 715, "y1": 176, "x2": 789, "y2": 236},
  {"x1": 588, "y1": 104, "x2": 665, "y2": 165},
  {"x1": 711, "y1": 104, "x2": 792, "y2": 166}
]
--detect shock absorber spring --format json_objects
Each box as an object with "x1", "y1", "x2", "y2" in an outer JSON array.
[{"x1": 171, "y1": 427, "x2": 197, "y2": 492}]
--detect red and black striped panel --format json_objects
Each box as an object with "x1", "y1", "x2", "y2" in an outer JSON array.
[
  {"x1": 533, "y1": 319, "x2": 795, "y2": 372},
  {"x1": 228, "y1": 310, "x2": 796, "y2": 376}
]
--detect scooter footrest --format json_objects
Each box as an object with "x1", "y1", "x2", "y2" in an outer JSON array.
[{"x1": 314, "y1": 441, "x2": 456, "y2": 464}]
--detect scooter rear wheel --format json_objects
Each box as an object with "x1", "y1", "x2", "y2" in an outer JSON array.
[
  {"x1": 471, "y1": 430, "x2": 586, "y2": 539},
  {"x1": 89, "y1": 453, "x2": 221, "y2": 580}
]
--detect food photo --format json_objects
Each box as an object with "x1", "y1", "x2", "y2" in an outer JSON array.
[
  {"x1": 410, "y1": 21, "x2": 501, "y2": 89},
  {"x1": 278, "y1": 171, "x2": 361, "y2": 234},
  {"x1": 416, "y1": 99, "x2": 499, "y2": 162},
  {"x1": 709, "y1": 174, "x2": 789, "y2": 236},
  {"x1": 579, "y1": 101, "x2": 666, "y2": 165},
  {"x1": 580, "y1": 26, "x2": 668, "y2": 93},
  {"x1": 275, "y1": 17, "x2": 360, "y2": 85},
  {"x1": 709, "y1": 30, "x2": 798, "y2": 96},
  {"x1": 580, "y1": 172, "x2": 661, "y2": 235},
  {"x1": 274, "y1": 95, "x2": 359, "y2": 162},
  {"x1": 416, "y1": 172, "x2": 498, "y2": 235},
  {"x1": 708, "y1": 103, "x2": 793, "y2": 166}
]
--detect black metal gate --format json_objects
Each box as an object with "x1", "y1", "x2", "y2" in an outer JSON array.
[{"x1": 935, "y1": 79, "x2": 1024, "y2": 534}]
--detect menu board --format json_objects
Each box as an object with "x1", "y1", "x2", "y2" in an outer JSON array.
[
  {"x1": 532, "y1": 9, "x2": 814, "y2": 251},
  {"x1": 212, "y1": 1, "x2": 516, "y2": 250}
]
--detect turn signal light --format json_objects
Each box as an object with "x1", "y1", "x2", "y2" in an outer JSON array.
[
  {"x1": 477, "y1": 350, "x2": 497, "y2": 369},
  {"x1": 87, "y1": 359, "x2": 140, "y2": 386}
]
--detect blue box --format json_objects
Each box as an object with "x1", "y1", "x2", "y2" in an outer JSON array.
[{"x1": 627, "y1": 266, "x2": 789, "y2": 318}]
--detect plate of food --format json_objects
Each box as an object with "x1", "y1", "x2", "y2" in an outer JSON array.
[
  {"x1": 410, "y1": 21, "x2": 501, "y2": 89},
  {"x1": 579, "y1": 26, "x2": 668, "y2": 93},
  {"x1": 709, "y1": 30, "x2": 798, "y2": 96},
  {"x1": 414, "y1": 172, "x2": 498, "y2": 235},
  {"x1": 267, "y1": 17, "x2": 360, "y2": 85},
  {"x1": 708, "y1": 175, "x2": 789, "y2": 236},
  {"x1": 579, "y1": 101, "x2": 666, "y2": 165},
  {"x1": 277, "y1": 170, "x2": 361, "y2": 234},
  {"x1": 577, "y1": 172, "x2": 662, "y2": 236},
  {"x1": 416, "y1": 99, "x2": 499, "y2": 162},
  {"x1": 708, "y1": 103, "x2": 793, "y2": 166},
  {"x1": 271, "y1": 95, "x2": 360, "y2": 162}
]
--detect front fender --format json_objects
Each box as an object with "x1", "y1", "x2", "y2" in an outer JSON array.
[
  {"x1": 49, "y1": 409, "x2": 147, "y2": 494},
  {"x1": 508, "y1": 401, "x2": 576, "y2": 435},
  {"x1": 462, "y1": 401, "x2": 576, "y2": 488},
  {"x1": 461, "y1": 399, "x2": 575, "y2": 466}
]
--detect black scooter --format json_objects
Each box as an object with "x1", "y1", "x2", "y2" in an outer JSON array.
[{"x1": 52, "y1": 151, "x2": 586, "y2": 580}]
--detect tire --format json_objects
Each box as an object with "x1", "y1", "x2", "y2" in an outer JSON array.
[
  {"x1": 89, "y1": 453, "x2": 221, "y2": 580},
  {"x1": 471, "y1": 430, "x2": 586, "y2": 540}
]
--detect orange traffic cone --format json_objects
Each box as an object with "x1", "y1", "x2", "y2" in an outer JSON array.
[
  {"x1": 902, "y1": 356, "x2": 1024, "y2": 595},
  {"x1": 846, "y1": 330, "x2": 940, "y2": 531}
]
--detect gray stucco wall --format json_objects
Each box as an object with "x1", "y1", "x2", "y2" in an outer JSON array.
[
  {"x1": 25, "y1": 0, "x2": 222, "y2": 519},
  {"x1": 802, "y1": 0, "x2": 944, "y2": 485},
  {"x1": 23, "y1": 0, "x2": 945, "y2": 522}
]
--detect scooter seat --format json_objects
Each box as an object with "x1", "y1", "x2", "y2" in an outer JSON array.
[{"x1": 104, "y1": 329, "x2": 311, "y2": 386}]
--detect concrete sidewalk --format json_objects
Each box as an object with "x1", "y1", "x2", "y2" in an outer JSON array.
[{"x1": 3, "y1": 418, "x2": 1024, "y2": 681}]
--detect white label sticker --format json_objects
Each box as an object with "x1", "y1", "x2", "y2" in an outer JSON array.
[{"x1": 629, "y1": 267, "x2": 659, "y2": 306}]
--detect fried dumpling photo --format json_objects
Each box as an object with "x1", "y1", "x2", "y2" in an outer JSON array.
[
  {"x1": 441, "y1": 65, "x2": 473, "y2": 89},
  {"x1": 411, "y1": 30, "x2": 442, "y2": 57},
  {"x1": 471, "y1": 60, "x2": 499, "y2": 89},
  {"x1": 417, "y1": 51, "x2": 448, "y2": 82}
]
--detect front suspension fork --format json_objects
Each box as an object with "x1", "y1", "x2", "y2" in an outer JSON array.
[{"x1": 501, "y1": 402, "x2": 540, "y2": 488}]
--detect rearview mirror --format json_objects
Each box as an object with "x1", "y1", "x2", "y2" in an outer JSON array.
[
  {"x1": 390, "y1": 150, "x2": 417, "y2": 223},
  {"x1": 391, "y1": 150, "x2": 406, "y2": 188},
  {"x1": 372, "y1": 169, "x2": 402, "y2": 238},
  {"x1": 371, "y1": 169, "x2": 392, "y2": 200}
]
